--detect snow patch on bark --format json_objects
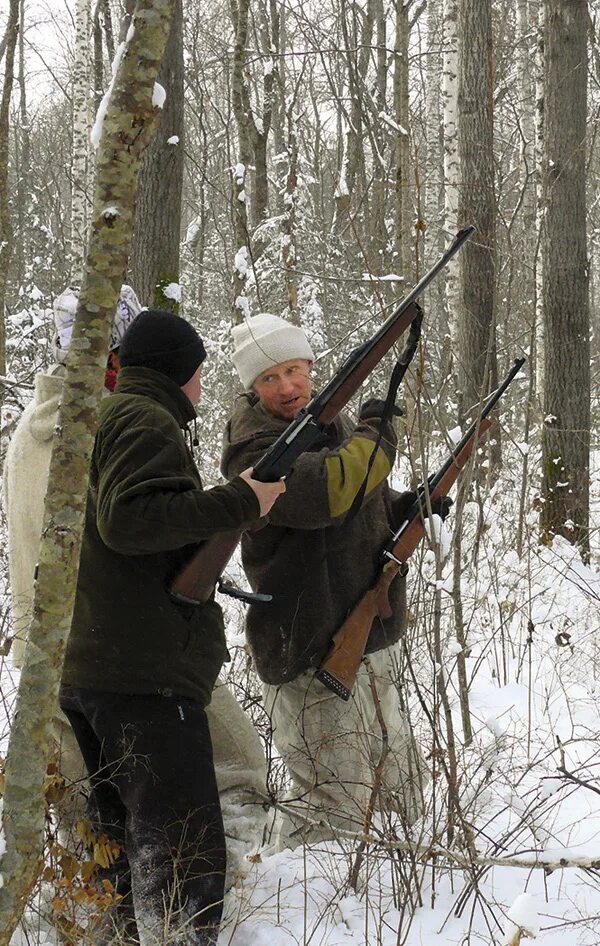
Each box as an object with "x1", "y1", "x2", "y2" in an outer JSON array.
[{"x1": 152, "y1": 82, "x2": 166, "y2": 109}]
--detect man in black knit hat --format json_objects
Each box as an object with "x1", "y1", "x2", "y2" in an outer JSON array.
[{"x1": 59, "y1": 310, "x2": 284, "y2": 946}]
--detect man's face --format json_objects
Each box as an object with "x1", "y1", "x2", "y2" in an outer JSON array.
[
  {"x1": 253, "y1": 359, "x2": 313, "y2": 420},
  {"x1": 181, "y1": 363, "x2": 203, "y2": 405}
]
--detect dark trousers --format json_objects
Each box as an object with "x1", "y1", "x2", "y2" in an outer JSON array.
[{"x1": 59, "y1": 686, "x2": 225, "y2": 946}]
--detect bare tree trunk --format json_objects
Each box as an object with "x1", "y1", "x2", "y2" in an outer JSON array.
[
  {"x1": 534, "y1": 0, "x2": 546, "y2": 400},
  {"x1": 102, "y1": 0, "x2": 115, "y2": 61},
  {"x1": 0, "y1": 3, "x2": 173, "y2": 937},
  {"x1": 370, "y1": 0, "x2": 388, "y2": 270},
  {"x1": 248, "y1": 0, "x2": 277, "y2": 235},
  {"x1": 332, "y1": 0, "x2": 374, "y2": 234},
  {"x1": 0, "y1": 0, "x2": 20, "y2": 410},
  {"x1": 230, "y1": 0, "x2": 253, "y2": 320},
  {"x1": 424, "y1": 0, "x2": 443, "y2": 277},
  {"x1": 456, "y1": 0, "x2": 498, "y2": 425},
  {"x1": 282, "y1": 109, "x2": 299, "y2": 318},
  {"x1": 13, "y1": 0, "x2": 30, "y2": 292},
  {"x1": 540, "y1": 0, "x2": 589, "y2": 555},
  {"x1": 392, "y1": 0, "x2": 411, "y2": 282},
  {"x1": 130, "y1": 0, "x2": 183, "y2": 309},
  {"x1": 71, "y1": 0, "x2": 92, "y2": 274},
  {"x1": 442, "y1": 0, "x2": 459, "y2": 362},
  {"x1": 93, "y1": 1, "x2": 104, "y2": 112}
]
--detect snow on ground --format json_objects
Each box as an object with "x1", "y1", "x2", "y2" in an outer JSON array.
[
  {"x1": 2, "y1": 433, "x2": 600, "y2": 944},
  {"x1": 215, "y1": 443, "x2": 600, "y2": 945}
]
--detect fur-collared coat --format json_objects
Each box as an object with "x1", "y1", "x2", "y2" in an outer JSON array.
[{"x1": 221, "y1": 394, "x2": 408, "y2": 685}]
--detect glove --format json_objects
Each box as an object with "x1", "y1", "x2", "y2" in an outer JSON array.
[
  {"x1": 392, "y1": 491, "x2": 453, "y2": 525},
  {"x1": 428, "y1": 495, "x2": 453, "y2": 521},
  {"x1": 392, "y1": 490, "x2": 418, "y2": 522},
  {"x1": 359, "y1": 398, "x2": 403, "y2": 423}
]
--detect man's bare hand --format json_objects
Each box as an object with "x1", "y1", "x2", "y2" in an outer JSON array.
[{"x1": 240, "y1": 468, "x2": 286, "y2": 517}]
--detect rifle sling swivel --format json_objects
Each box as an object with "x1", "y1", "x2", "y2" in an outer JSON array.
[{"x1": 217, "y1": 578, "x2": 273, "y2": 605}]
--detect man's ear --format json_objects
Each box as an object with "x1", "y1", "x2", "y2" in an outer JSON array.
[{"x1": 107, "y1": 350, "x2": 121, "y2": 371}]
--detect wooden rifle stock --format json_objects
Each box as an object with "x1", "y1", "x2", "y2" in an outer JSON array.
[
  {"x1": 316, "y1": 418, "x2": 493, "y2": 700},
  {"x1": 169, "y1": 529, "x2": 243, "y2": 604}
]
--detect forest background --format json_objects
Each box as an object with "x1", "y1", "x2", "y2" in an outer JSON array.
[{"x1": 0, "y1": 0, "x2": 599, "y2": 944}]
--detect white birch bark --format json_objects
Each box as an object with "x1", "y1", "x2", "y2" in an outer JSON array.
[
  {"x1": 71, "y1": 0, "x2": 92, "y2": 274},
  {"x1": 0, "y1": 0, "x2": 20, "y2": 406},
  {"x1": 425, "y1": 0, "x2": 442, "y2": 254},
  {"x1": 425, "y1": 0, "x2": 445, "y2": 330},
  {"x1": 442, "y1": 0, "x2": 459, "y2": 353},
  {"x1": 534, "y1": 0, "x2": 545, "y2": 398}
]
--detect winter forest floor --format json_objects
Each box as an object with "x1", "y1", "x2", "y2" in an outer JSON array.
[{"x1": 1, "y1": 438, "x2": 600, "y2": 946}]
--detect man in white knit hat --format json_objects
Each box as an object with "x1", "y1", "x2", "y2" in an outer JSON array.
[
  {"x1": 3, "y1": 291, "x2": 270, "y2": 877},
  {"x1": 222, "y1": 313, "x2": 428, "y2": 850}
]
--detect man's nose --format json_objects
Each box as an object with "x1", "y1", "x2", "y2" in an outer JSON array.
[{"x1": 279, "y1": 376, "x2": 295, "y2": 395}]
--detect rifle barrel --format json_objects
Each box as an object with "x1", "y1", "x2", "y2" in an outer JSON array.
[
  {"x1": 311, "y1": 227, "x2": 475, "y2": 413},
  {"x1": 429, "y1": 357, "x2": 525, "y2": 495}
]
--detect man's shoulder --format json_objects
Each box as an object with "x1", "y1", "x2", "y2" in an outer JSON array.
[
  {"x1": 98, "y1": 392, "x2": 182, "y2": 455},
  {"x1": 100, "y1": 390, "x2": 175, "y2": 430}
]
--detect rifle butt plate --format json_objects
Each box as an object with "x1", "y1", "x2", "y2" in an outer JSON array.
[{"x1": 315, "y1": 669, "x2": 352, "y2": 701}]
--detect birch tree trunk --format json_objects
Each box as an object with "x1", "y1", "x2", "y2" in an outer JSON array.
[
  {"x1": 456, "y1": 0, "x2": 498, "y2": 420},
  {"x1": 230, "y1": 0, "x2": 253, "y2": 321},
  {"x1": 71, "y1": 0, "x2": 92, "y2": 274},
  {"x1": 540, "y1": 0, "x2": 589, "y2": 554},
  {"x1": 424, "y1": 0, "x2": 446, "y2": 341},
  {"x1": 534, "y1": 0, "x2": 546, "y2": 399},
  {"x1": 0, "y1": 0, "x2": 20, "y2": 410},
  {"x1": 393, "y1": 0, "x2": 412, "y2": 283},
  {"x1": 130, "y1": 0, "x2": 183, "y2": 309},
  {"x1": 282, "y1": 107, "x2": 299, "y2": 318},
  {"x1": 442, "y1": 0, "x2": 459, "y2": 360},
  {"x1": 14, "y1": 0, "x2": 29, "y2": 291},
  {"x1": 0, "y1": 3, "x2": 173, "y2": 938}
]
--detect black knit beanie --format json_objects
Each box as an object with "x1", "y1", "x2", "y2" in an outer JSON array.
[{"x1": 119, "y1": 309, "x2": 206, "y2": 386}]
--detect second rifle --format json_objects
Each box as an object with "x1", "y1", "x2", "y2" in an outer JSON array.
[{"x1": 315, "y1": 357, "x2": 526, "y2": 700}]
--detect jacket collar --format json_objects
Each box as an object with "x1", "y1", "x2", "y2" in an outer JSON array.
[{"x1": 115, "y1": 366, "x2": 197, "y2": 428}]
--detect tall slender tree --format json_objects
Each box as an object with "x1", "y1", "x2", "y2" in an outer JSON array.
[
  {"x1": 230, "y1": 0, "x2": 253, "y2": 321},
  {"x1": 0, "y1": 3, "x2": 173, "y2": 937},
  {"x1": 456, "y1": 0, "x2": 498, "y2": 421},
  {"x1": 442, "y1": 0, "x2": 460, "y2": 361},
  {"x1": 540, "y1": 0, "x2": 589, "y2": 553},
  {"x1": 0, "y1": 0, "x2": 20, "y2": 409},
  {"x1": 71, "y1": 0, "x2": 92, "y2": 274},
  {"x1": 130, "y1": 0, "x2": 183, "y2": 309}
]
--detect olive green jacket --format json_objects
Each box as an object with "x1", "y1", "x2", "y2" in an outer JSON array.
[
  {"x1": 62, "y1": 367, "x2": 260, "y2": 705},
  {"x1": 221, "y1": 394, "x2": 407, "y2": 685}
]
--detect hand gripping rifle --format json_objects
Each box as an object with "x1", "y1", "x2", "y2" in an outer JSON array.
[
  {"x1": 315, "y1": 356, "x2": 526, "y2": 701},
  {"x1": 169, "y1": 226, "x2": 475, "y2": 606}
]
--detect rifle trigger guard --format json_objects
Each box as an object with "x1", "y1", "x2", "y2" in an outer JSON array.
[
  {"x1": 382, "y1": 549, "x2": 409, "y2": 575},
  {"x1": 217, "y1": 579, "x2": 272, "y2": 605}
]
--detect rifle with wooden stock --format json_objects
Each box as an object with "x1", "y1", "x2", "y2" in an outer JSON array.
[
  {"x1": 315, "y1": 357, "x2": 526, "y2": 701},
  {"x1": 168, "y1": 226, "x2": 475, "y2": 606}
]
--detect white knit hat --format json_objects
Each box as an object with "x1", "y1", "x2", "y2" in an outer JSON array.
[
  {"x1": 231, "y1": 313, "x2": 315, "y2": 390},
  {"x1": 53, "y1": 284, "x2": 143, "y2": 363}
]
